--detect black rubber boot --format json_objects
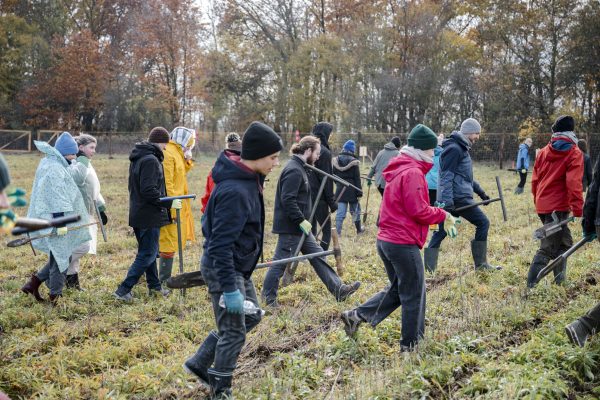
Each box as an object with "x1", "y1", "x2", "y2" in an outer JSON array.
[
  {"x1": 423, "y1": 247, "x2": 439, "y2": 273},
  {"x1": 208, "y1": 370, "x2": 233, "y2": 399},
  {"x1": 184, "y1": 331, "x2": 218, "y2": 388},
  {"x1": 471, "y1": 241, "x2": 502, "y2": 271},
  {"x1": 527, "y1": 253, "x2": 551, "y2": 288},
  {"x1": 21, "y1": 274, "x2": 46, "y2": 302},
  {"x1": 355, "y1": 221, "x2": 365, "y2": 234},
  {"x1": 159, "y1": 257, "x2": 174, "y2": 284},
  {"x1": 565, "y1": 320, "x2": 590, "y2": 347},
  {"x1": 66, "y1": 273, "x2": 83, "y2": 291}
]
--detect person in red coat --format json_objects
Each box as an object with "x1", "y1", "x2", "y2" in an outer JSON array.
[
  {"x1": 527, "y1": 115, "x2": 584, "y2": 287},
  {"x1": 340, "y1": 124, "x2": 459, "y2": 352},
  {"x1": 200, "y1": 133, "x2": 242, "y2": 214}
]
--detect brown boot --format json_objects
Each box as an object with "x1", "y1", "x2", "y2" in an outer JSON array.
[{"x1": 21, "y1": 274, "x2": 46, "y2": 302}]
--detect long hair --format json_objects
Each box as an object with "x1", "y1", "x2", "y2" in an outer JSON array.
[{"x1": 291, "y1": 136, "x2": 320, "y2": 155}]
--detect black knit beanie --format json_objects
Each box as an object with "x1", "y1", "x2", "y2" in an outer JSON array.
[
  {"x1": 391, "y1": 136, "x2": 401, "y2": 149},
  {"x1": 148, "y1": 127, "x2": 170, "y2": 143},
  {"x1": 552, "y1": 115, "x2": 575, "y2": 133},
  {"x1": 241, "y1": 122, "x2": 283, "y2": 160}
]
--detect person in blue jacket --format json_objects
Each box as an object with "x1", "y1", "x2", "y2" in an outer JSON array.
[
  {"x1": 424, "y1": 118, "x2": 502, "y2": 272},
  {"x1": 184, "y1": 122, "x2": 283, "y2": 399},
  {"x1": 514, "y1": 138, "x2": 532, "y2": 194},
  {"x1": 425, "y1": 134, "x2": 445, "y2": 205}
]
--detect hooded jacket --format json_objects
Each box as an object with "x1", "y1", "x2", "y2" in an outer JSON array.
[
  {"x1": 309, "y1": 123, "x2": 336, "y2": 211},
  {"x1": 201, "y1": 150, "x2": 265, "y2": 293},
  {"x1": 128, "y1": 142, "x2": 172, "y2": 228},
  {"x1": 377, "y1": 154, "x2": 446, "y2": 247},
  {"x1": 532, "y1": 137, "x2": 583, "y2": 216},
  {"x1": 516, "y1": 143, "x2": 530, "y2": 170},
  {"x1": 332, "y1": 151, "x2": 362, "y2": 203},
  {"x1": 26, "y1": 141, "x2": 91, "y2": 272},
  {"x1": 582, "y1": 157, "x2": 600, "y2": 234},
  {"x1": 273, "y1": 155, "x2": 312, "y2": 235},
  {"x1": 0, "y1": 153, "x2": 10, "y2": 191},
  {"x1": 438, "y1": 132, "x2": 485, "y2": 207},
  {"x1": 425, "y1": 146, "x2": 443, "y2": 190},
  {"x1": 367, "y1": 142, "x2": 400, "y2": 189}
]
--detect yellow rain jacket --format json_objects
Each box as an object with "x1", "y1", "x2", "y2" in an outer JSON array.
[{"x1": 159, "y1": 141, "x2": 196, "y2": 252}]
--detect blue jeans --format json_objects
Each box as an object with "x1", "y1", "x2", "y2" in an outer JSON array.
[
  {"x1": 37, "y1": 252, "x2": 66, "y2": 296},
  {"x1": 428, "y1": 199, "x2": 489, "y2": 248},
  {"x1": 116, "y1": 227, "x2": 161, "y2": 295},
  {"x1": 356, "y1": 240, "x2": 426, "y2": 348},
  {"x1": 336, "y1": 202, "x2": 361, "y2": 234}
]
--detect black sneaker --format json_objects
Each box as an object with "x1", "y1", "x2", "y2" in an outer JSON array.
[
  {"x1": 341, "y1": 309, "x2": 363, "y2": 337},
  {"x1": 337, "y1": 281, "x2": 361, "y2": 302},
  {"x1": 565, "y1": 320, "x2": 589, "y2": 347}
]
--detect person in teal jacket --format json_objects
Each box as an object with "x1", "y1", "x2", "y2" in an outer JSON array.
[
  {"x1": 425, "y1": 134, "x2": 445, "y2": 205},
  {"x1": 514, "y1": 138, "x2": 532, "y2": 194}
]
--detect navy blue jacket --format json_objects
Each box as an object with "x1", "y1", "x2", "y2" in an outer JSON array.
[
  {"x1": 438, "y1": 132, "x2": 485, "y2": 207},
  {"x1": 201, "y1": 150, "x2": 265, "y2": 293},
  {"x1": 273, "y1": 155, "x2": 312, "y2": 235},
  {"x1": 309, "y1": 123, "x2": 337, "y2": 211},
  {"x1": 332, "y1": 151, "x2": 362, "y2": 203}
]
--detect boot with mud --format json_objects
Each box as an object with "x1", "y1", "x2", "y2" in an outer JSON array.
[
  {"x1": 159, "y1": 257, "x2": 174, "y2": 284},
  {"x1": 423, "y1": 247, "x2": 439, "y2": 273},
  {"x1": 526, "y1": 253, "x2": 551, "y2": 288},
  {"x1": 341, "y1": 309, "x2": 365, "y2": 337},
  {"x1": 208, "y1": 370, "x2": 233, "y2": 399},
  {"x1": 337, "y1": 281, "x2": 361, "y2": 302},
  {"x1": 471, "y1": 241, "x2": 502, "y2": 271},
  {"x1": 21, "y1": 273, "x2": 46, "y2": 302}
]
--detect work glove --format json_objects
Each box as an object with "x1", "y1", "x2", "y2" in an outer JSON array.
[
  {"x1": 7, "y1": 187, "x2": 27, "y2": 207},
  {"x1": 172, "y1": 199, "x2": 183, "y2": 209},
  {"x1": 480, "y1": 192, "x2": 490, "y2": 203},
  {"x1": 434, "y1": 201, "x2": 446, "y2": 209},
  {"x1": 584, "y1": 231, "x2": 597, "y2": 243},
  {"x1": 299, "y1": 219, "x2": 312, "y2": 235},
  {"x1": 76, "y1": 156, "x2": 90, "y2": 167},
  {"x1": 222, "y1": 289, "x2": 244, "y2": 314},
  {"x1": 444, "y1": 212, "x2": 458, "y2": 238},
  {"x1": 367, "y1": 179, "x2": 372, "y2": 187},
  {"x1": 97, "y1": 204, "x2": 106, "y2": 213},
  {"x1": 0, "y1": 208, "x2": 16, "y2": 233},
  {"x1": 521, "y1": 169, "x2": 527, "y2": 174},
  {"x1": 56, "y1": 226, "x2": 68, "y2": 236},
  {"x1": 100, "y1": 211, "x2": 108, "y2": 225}
]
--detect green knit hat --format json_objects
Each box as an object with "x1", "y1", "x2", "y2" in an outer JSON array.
[{"x1": 407, "y1": 124, "x2": 438, "y2": 150}]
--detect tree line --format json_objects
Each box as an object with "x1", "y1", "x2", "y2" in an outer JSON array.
[{"x1": 1, "y1": 0, "x2": 599, "y2": 135}]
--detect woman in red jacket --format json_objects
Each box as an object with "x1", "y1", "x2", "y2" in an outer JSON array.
[{"x1": 340, "y1": 124, "x2": 458, "y2": 351}]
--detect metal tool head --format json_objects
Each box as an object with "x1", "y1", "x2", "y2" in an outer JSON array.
[{"x1": 495, "y1": 176, "x2": 508, "y2": 222}]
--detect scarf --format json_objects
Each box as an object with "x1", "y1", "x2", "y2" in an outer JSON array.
[
  {"x1": 551, "y1": 131, "x2": 578, "y2": 144},
  {"x1": 400, "y1": 145, "x2": 433, "y2": 164}
]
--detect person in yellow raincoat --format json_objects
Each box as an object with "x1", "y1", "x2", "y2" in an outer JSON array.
[{"x1": 159, "y1": 127, "x2": 197, "y2": 283}]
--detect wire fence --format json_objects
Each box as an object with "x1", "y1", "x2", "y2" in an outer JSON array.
[{"x1": 1, "y1": 129, "x2": 598, "y2": 168}]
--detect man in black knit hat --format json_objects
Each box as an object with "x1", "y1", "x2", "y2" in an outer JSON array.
[{"x1": 184, "y1": 121, "x2": 283, "y2": 399}]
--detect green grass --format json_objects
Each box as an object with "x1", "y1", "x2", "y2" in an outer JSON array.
[{"x1": 1, "y1": 153, "x2": 599, "y2": 399}]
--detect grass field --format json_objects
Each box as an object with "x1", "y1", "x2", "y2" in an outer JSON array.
[{"x1": 1, "y1": 152, "x2": 599, "y2": 399}]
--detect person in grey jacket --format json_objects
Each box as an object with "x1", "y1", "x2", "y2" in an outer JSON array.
[{"x1": 366, "y1": 137, "x2": 401, "y2": 195}]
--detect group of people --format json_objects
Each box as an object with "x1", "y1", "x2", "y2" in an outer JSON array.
[{"x1": 3, "y1": 114, "x2": 600, "y2": 399}]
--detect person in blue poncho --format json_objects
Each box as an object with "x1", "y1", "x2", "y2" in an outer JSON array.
[{"x1": 514, "y1": 137, "x2": 532, "y2": 194}]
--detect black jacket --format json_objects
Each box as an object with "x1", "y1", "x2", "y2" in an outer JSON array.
[
  {"x1": 201, "y1": 150, "x2": 265, "y2": 293},
  {"x1": 332, "y1": 151, "x2": 362, "y2": 203},
  {"x1": 582, "y1": 158, "x2": 600, "y2": 235},
  {"x1": 309, "y1": 123, "x2": 337, "y2": 211},
  {"x1": 583, "y1": 153, "x2": 593, "y2": 191},
  {"x1": 273, "y1": 155, "x2": 312, "y2": 235},
  {"x1": 128, "y1": 142, "x2": 171, "y2": 228}
]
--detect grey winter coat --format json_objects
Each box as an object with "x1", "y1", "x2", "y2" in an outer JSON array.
[{"x1": 367, "y1": 142, "x2": 399, "y2": 189}]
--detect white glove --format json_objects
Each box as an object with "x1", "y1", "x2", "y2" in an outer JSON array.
[{"x1": 172, "y1": 199, "x2": 183, "y2": 209}]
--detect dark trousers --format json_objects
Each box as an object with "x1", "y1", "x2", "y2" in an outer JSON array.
[
  {"x1": 428, "y1": 189, "x2": 437, "y2": 206},
  {"x1": 262, "y1": 232, "x2": 343, "y2": 304},
  {"x1": 201, "y1": 273, "x2": 262, "y2": 377},
  {"x1": 517, "y1": 171, "x2": 528, "y2": 188},
  {"x1": 527, "y1": 212, "x2": 573, "y2": 287},
  {"x1": 579, "y1": 301, "x2": 600, "y2": 333},
  {"x1": 376, "y1": 187, "x2": 385, "y2": 226},
  {"x1": 428, "y1": 200, "x2": 489, "y2": 248},
  {"x1": 312, "y1": 201, "x2": 332, "y2": 250},
  {"x1": 116, "y1": 227, "x2": 161, "y2": 295},
  {"x1": 356, "y1": 240, "x2": 426, "y2": 348},
  {"x1": 37, "y1": 253, "x2": 66, "y2": 296}
]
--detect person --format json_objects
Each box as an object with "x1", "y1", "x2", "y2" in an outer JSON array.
[
  {"x1": 366, "y1": 136, "x2": 401, "y2": 196},
  {"x1": 567, "y1": 152, "x2": 600, "y2": 346},
  {"x1": 262, "y1": 136, "x2": 361, "y2": 307},
  {"x1": 340, "y1": 124, "x2": 458, "y2": 351},
  {"x1": 309, "y1": 122, "x2": 338, "y2": 250},
  {"x1": 65, "y1": 134, "x2": 107, "y2": 290},
  {"x1": 424, "y1": 118, "x2": 501, "y2": 272},
  {"x1": 425, "y1": 134, "x2": 445, "y2": 205},
  {"x1": 158, "y1": 127, "x2": 197, "y2": 285},
  {"x1": 577, "y1": 139, "x2": 593, "y2": 192},
  {"x1": 527, "y1": 115, "x2": 583, "y2": 287},
  {"x1": 333, "y1": 140, "x2": 364, "y2": 235},
  {"x1": 113, "y1": 127, "x2": 176, "y2": 301},
  {"x1": 183, "y1": 122, "x2": 283, "y2": 399},
  {"x1": 200, "y1": 133, "x2": 242, "y2": 214},
  {"x1": 514, "y1": 137, "x2": 533, "y2": 195},
  {"x1": 20, "y1": 132, "x2": 91, "y2": 304}
]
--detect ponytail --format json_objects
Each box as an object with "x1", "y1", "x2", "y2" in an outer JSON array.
[{"x1": 291, "y1": 136, "x2": 320, "y2": 155}]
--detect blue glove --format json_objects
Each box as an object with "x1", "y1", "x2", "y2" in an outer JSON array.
[
  {"x1": 584, "y1": 232, "x2": 597, "y2": 243},
  {"x1": 222, "y1": 289, "x2": 244, "y2": 314}
]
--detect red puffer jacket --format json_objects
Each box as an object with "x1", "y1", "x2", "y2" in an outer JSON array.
[
  {"x1": 377, "y1": 154, "x2": 447, "y2": 247},
  {"x1": 532, "y1": 140, "x2": 584, "y2": 217}
]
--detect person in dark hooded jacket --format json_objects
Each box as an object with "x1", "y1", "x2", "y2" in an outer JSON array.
[
  {"x1": 527, "y1": 115, "x2": 583, "y2": 287},
  {"x1": 184, "y1": 122, "x2": 283, "y2": 399},
  {"x1": 309, "y1": 122, "x2": 337, "y2": 250},
  {"x1": 333, "y1": 140, "x2": 364, "y2": 235},
  {"x1": 113, "y1": 127, "x2": 174, "y2": 301}
]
